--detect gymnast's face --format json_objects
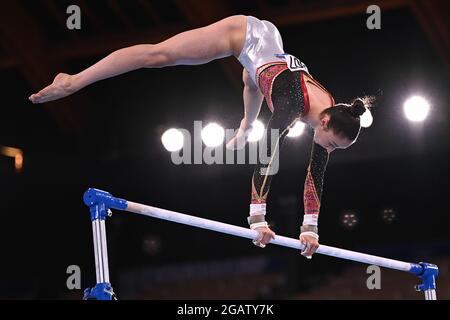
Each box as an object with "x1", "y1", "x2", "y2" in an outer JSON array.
[{"x1": 314, "y1": 114, "x2": 353, "y2": 153}]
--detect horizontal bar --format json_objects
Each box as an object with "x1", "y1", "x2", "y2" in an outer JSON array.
[{"x1": 125, "y1": 201, "x2": 419, "y2": 274}]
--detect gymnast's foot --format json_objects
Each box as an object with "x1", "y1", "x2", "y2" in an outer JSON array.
[{"x1": 29, "y1": 73, "x2": 77, "y2": 104}]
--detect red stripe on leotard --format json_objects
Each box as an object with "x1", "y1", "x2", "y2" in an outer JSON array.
[
  {"x1": 256, "y1": 62, "x2": 289, "y2": 113},
  {"x1": 302, "y1": 72, "x2": 335, "y2": 109}
]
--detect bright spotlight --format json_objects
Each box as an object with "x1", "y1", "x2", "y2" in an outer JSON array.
[
  {"x1": 360, "y1": 109, "x2": 373, "y2": 128},
  {"x1": 404, "y1": 96, "x2": 430, "y2": 122},
  {"x1": 287, "y1": 121, "x2": 305, "y2": 138},
  {"x1": 202, "y1": 123, "x2": 224, "y2": 147},
  {"x1": 247, "y1": 120, "x2": 265, "y2": 142},
  {"x1": 161, "y1": 128, "x2": 184, "y2": 152}
]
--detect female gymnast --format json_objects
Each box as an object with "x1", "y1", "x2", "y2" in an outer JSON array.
[{"x1": 29, "y1": 15, "x2": 373, "y2": 258}]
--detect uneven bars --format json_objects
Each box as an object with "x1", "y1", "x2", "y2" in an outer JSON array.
[{"x1": 82, "y1": 188, "x2": 439, "y2": 300}]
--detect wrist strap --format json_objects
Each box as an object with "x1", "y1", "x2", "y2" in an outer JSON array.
[
  {"x1": 250, "y1": 203, "x2": 266, "y2": 216},
  {"x1": 250, "y1": 221, "x2": 268, "y2": 230},
  {"x1": 249, "y1": 203, "x2": 268, "y2": 229},
  {"x1": 300, "y1": 231, "x2": 319, "y2": 240},
  {"x1": 300, "y1": 225, "x2": 318, "y2": 234},
  {"x1": 247, "y1": 214, "x2": 266, "y2": 225},
  {"x1": 303, "y1": 214, "x2": 318, "y2": 226}
]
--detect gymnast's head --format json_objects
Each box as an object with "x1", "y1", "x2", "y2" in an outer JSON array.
[{"x1": 313, "y1": 97, "x2": 374, "y2": 153}]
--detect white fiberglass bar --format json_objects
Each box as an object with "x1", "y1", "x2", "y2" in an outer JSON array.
[{"x1": 126, "y1": 201, "x2": 414, "y2": 272}]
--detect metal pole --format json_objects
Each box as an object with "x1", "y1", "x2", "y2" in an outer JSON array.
[
  {"x1": 83, "y1": 193, "x2": 118, "y2": 300},
  {"x1": 92, "y1": 219, "x2": 110, "y2": 284},
  {"x1": 99, "y1": 219, "x2": 110, "y2": 283},
  {"x1": 424, "y1": 290, "x2": 437, "y2": 300},
  {"x1": 91, "y1": 220, "x2": 101, "y2": 283}
]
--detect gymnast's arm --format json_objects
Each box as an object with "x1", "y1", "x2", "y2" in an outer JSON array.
[
  {"x1": 300, "y1": 141, "x2": 329, "y2": 257},
  {"x1": 226, "y1": 70, "x2": 264, "y2": 150},
  {"x1": 29, "y1": 44, "x2": 158, "y2": 104}
]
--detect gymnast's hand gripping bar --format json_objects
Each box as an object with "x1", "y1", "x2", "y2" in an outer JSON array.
[{"x1": 82, "y1": 188, "x2": 438, "y2": 300}]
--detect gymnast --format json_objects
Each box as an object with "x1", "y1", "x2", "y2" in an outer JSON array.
[{"x1": 29, "y1": 15, "x2": 373, "y2": 258}]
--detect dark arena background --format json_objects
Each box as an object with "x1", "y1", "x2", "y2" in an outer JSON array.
[{"x1": 0, "y1": 0, "x2": 449, "y2": 301}]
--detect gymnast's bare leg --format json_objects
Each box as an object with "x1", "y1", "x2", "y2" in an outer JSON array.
[
  {"x1": 29, "y1": 15, "x2": 247, "y2": 104},
  {"x1": 29, "y1": 14, "x2": 272, "y2": 246}
]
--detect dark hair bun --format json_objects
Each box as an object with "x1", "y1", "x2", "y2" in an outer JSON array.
[{"x1": 349, "y1": 98, "x2": 366, "y2": 117}]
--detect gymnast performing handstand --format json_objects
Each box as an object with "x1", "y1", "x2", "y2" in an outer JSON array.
[{"x1": 29, "y1": 15, "x2": 373, "y2": 258}]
